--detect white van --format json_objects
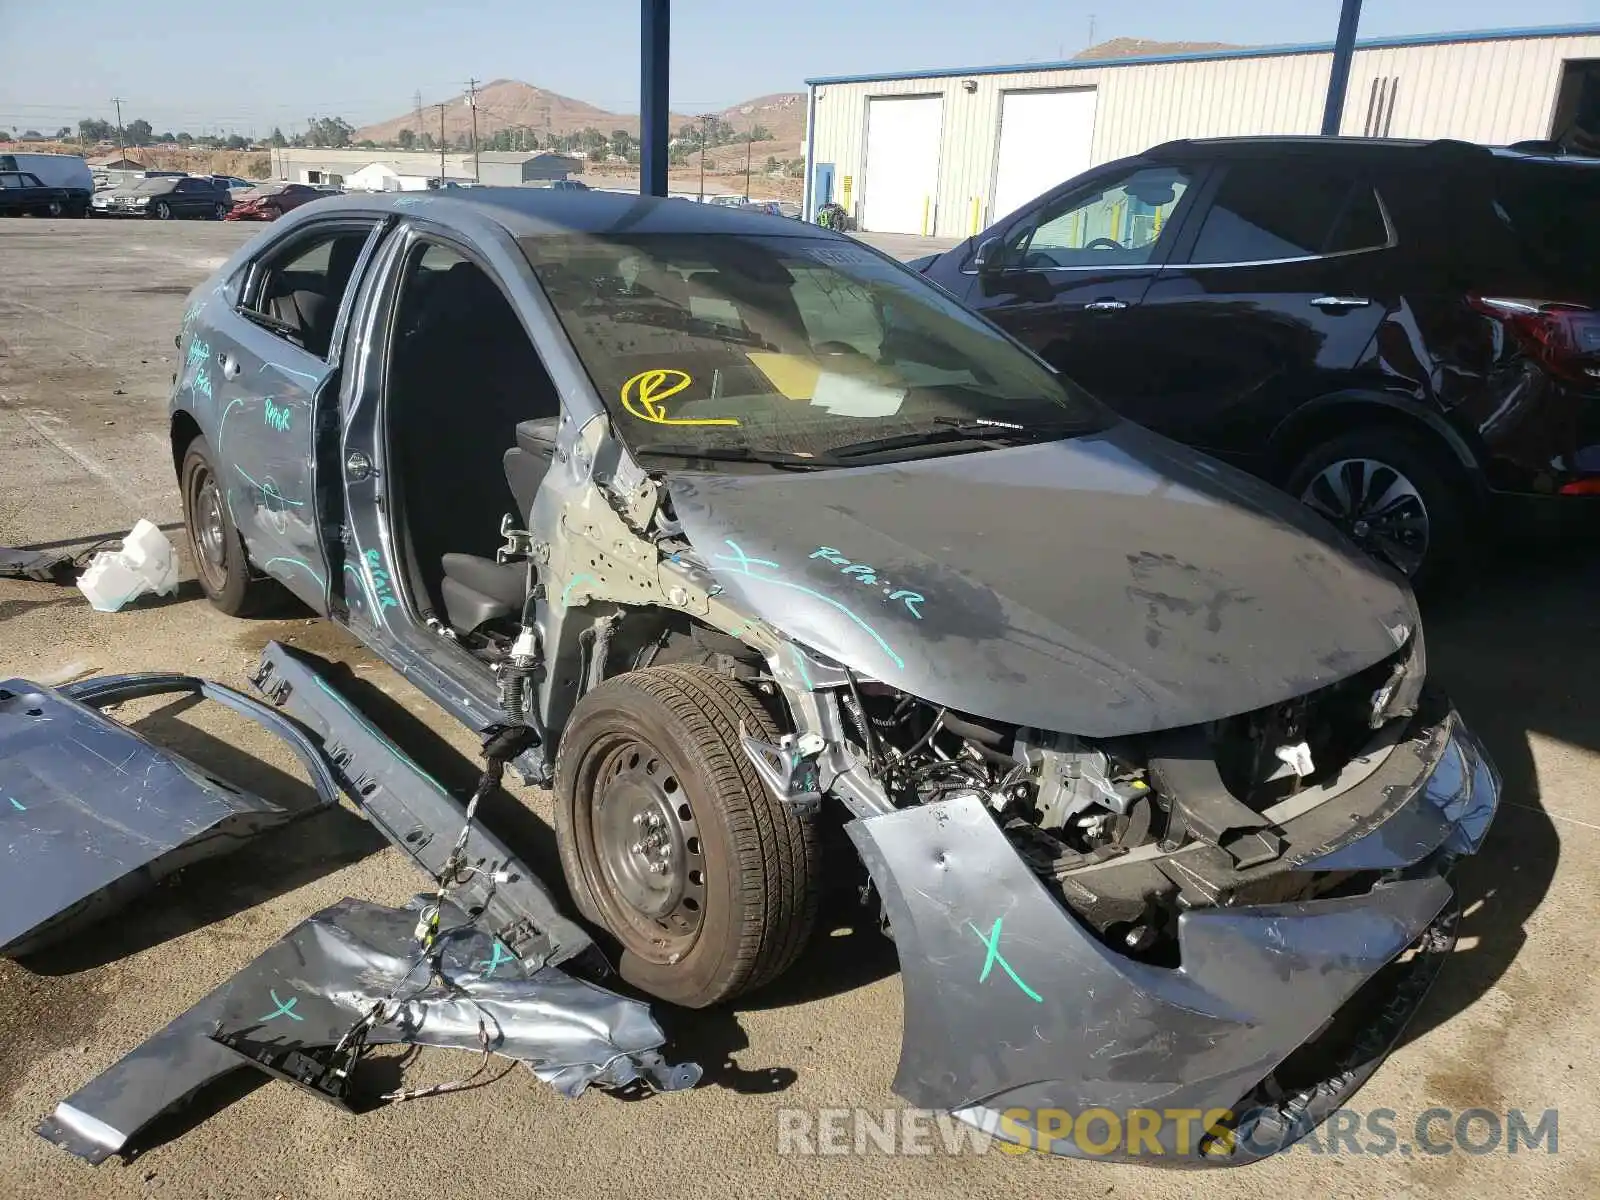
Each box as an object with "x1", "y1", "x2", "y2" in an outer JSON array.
[{"x1": 0, "y1": 153, "x2": 93, "y2": 216}]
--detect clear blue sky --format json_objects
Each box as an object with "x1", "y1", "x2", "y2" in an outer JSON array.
[{"x1": 0, "y1": 0, "x2": 1593, "y2": 135}]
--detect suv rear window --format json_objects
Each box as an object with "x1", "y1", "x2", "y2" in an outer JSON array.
[
  {"x1": 1493, "y1": 160, "x2": 1600, "y2": 272},
  {"x1": 1188, "y1": 162, "x2": 1389, "y2": 264}
]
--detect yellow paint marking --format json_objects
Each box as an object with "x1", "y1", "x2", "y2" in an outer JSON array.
[{"x1": 619, "y1": 368, "x2": 740, "y2": 427}]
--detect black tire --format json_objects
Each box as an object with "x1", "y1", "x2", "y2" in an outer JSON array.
[
  {"x1": 212, "y1": 202, "x2": 227, "y2": 220},
  {"x1": 153, "y1": 200, "x2": 172, "y2": 220},
  {"x1": 554, "y1": 665, "x2": 820, "y2": 1007},
  {"x1": 45, "y1": 199, "x2": 64, "y2": 218},
  {"x1": 179, "y1": 436, "x2": 271, "y2": 616},
  {"x1": 1286, "y1": 428, "x2": 1472, "y2": 593}
]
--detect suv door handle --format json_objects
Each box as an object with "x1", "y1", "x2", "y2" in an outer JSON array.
[
  {"x1": 1083, "y1": 299, "x2": 1127, "y2": 311},
  {"x1": 217, "y1": 351, "x2": 240, "y2": 380},
  {"x1": 1311, "y1": 295, "x2": 1371, "y2": 310}
]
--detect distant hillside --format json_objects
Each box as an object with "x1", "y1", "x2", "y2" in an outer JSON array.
[
  {"x1": 1073, "y1": 37, "x2": 1244, "y2": 61},
  {"x1": 355, "y1": 82, "x2": 809, "y2": 159}
]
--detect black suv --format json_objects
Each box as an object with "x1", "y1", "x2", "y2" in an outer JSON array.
[{"x1": 918, "y1": 137, "x2": 1600, "y2": 586}]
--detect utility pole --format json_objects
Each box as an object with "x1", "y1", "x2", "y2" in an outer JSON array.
[
  {"x1": 466, "y1": 78, "x2": 480, "y2": 182},
  {"x1": 111, "y1": 97, "x2": 125, "y2": 162},
  {"x1": 1088, "y1": 14, "x2": 1097, "y2": 47},
  {"x1": 744, "y1": 126, "x2": 752, "y2": 201},
  {"x1": 697, "y1": 113, "x2": 713, "y2": 201},
  {"x1": 414, "y1": 90, "x2": 424, "y2": 146},
  {"x1": 437, "y1": 103, "x2": 446, "y2": 185}
]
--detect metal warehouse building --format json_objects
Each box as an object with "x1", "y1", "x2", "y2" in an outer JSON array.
[{"x1": 802, "y1": 23, "x2": 1600, "y2": 237}]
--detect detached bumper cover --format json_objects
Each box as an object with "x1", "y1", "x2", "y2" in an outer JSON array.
[
  {"x1": 38, "y1": 898, "x2": 696, "y2": 1164},
  {"x1": 846, "y1": 706, "x2": 1499, "y2": 1165}
]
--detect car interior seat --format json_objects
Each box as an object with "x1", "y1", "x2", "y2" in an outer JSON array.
[
  {"x1": 261, "y1": 233, "x2": 366, "y2": 357},
  {"x1": 386, "y1": 258, "x2": 561, "y2": 636}
]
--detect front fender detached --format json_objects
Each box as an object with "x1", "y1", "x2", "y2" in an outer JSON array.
[
  {"x1": 15, "y1": 645, "x2": 698, "y2": 1165},
  {"x1": 846, "y1": 709, "x2": 1498, "y2": 1166}
]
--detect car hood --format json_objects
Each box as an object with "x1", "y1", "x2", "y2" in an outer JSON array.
[{"x1": 668, "y1": 422, "x2": 1418, "y2": 736}]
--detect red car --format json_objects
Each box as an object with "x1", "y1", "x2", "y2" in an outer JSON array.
[{"x1": 223, "y1": 182, "x2": 329, "y2": 222}]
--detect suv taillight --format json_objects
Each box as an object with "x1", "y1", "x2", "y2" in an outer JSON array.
[{"x1": 1469, "y1": 296, "x2": 1600, "y2": 386}]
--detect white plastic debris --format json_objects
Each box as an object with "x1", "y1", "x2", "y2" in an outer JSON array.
[
  {"x1": 1274, "y1": 741, "x2": 1316, "y2": 779},
  {"x1": 76, "y1": 520, "x2": 180, "y2": 612}
]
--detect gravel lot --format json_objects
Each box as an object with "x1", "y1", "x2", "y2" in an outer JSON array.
[{"x1": 1, "y1": 218, "x2": 1596, "y2": 1200}]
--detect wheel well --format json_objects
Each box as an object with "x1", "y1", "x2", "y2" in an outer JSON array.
[
  {"x1": 170, "y1": 411, "x2": 202, "y2": 477},
  {"x1": 1269, "y1": 399, "x2": 1480, "y2": 494}
]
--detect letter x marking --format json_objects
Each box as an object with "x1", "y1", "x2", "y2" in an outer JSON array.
[
  {"x1": 257, "y1": 988, "x2": 304, "y2": 1022},
  {"x1": 969, "y1": 917, "x2": 1043, "y2": 1003},
  {"x1": 476, "y1": 942, "x2": 514, "y2": 977}
]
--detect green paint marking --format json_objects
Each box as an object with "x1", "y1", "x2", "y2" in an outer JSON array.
[
  {"x1": 969, "y1": 917, "x2": 1043, "y2": 1003},
  {"x1": 476, "y1": 942, "x2": 514, "y2": 977},
  {"x1": 262, "y1": 557, "x2": 325, "y2": 588},
  {"x1": 560, "y1": 573, "x2": 598, "y2": 607},
  {"x1": 7, "y1": 797, "x2": 24, "y2": 812},
  {"x1": 257, "y1": 988, "x2": 304, "y2": 1022},
  {"x1": 309, "y1": 675, "x2": 451, "y2": 794}
]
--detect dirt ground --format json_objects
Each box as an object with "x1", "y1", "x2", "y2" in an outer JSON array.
[{"x1": 1, "y1": 219, "x2": 1596, "y2": 1200}]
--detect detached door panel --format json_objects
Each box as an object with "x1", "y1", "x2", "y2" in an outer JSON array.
[
  {"x1": 971, "y1": 163, "x2": 1201, "y2": 403},
  {"x1": 1135, "y1": 161, "x2": 1398, "y2": 460}
]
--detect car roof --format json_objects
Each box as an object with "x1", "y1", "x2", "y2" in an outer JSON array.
[
  {"x1": 1143, "y1": 134, "x2": 1598, "y2": 169},
  {"x1": 294, "y1": 187, "x2": 827, "y2": 239}
]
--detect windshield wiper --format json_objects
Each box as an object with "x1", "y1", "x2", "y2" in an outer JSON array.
[
  {"x1": 631, "y1": 444, "x2": 837, "y2": 470},
  {"x1": 828, "y1": 417, "x2": 1085, "y2": 461}
]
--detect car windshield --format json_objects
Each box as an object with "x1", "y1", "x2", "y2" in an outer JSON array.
[
  {"x1": 132, "y1": 178, "x2": 176, "y2": 194},
  {"x1": 522, "y1": 233, "x2": 1108, "y2": 464}
]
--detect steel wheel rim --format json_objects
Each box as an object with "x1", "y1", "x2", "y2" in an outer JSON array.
[
  {"x1": 1301, "y1": 457, "x2": 1429, "y2": 576},
  {"x1": 591, "y1": 739, "x2": 706, "y2": 946},
  {"x1": 155, "y1": 202, "x2": 170, "y2": 220},
  {"x1": 190, "y1": 467, "x2": 230, "y2": 590}
]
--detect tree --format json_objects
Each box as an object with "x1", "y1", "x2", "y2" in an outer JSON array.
[
  {"x1": 304, "y1": 116, "x2": 354, "y2": 149},
  {"x1": 159, "y1": 131, "x2": 176, "y2": 143},
  {"x1": 764, "y1": 155, "x2": 779, "y2": 173},
  {"x1": 177, "y1": 131, "x2": 194, "y2": 147},
  {"x1": 125, "y1": 118, "x2": 153, "y2": 146},
  {"x1": 267, "y1": 127, "x2": 286, "y2": 147},
  {"x1": 225, "y1": 134, "x2": 248, "y2": 151},
  {"x1": 79, "y1": 117, "x2": 113, "y2": 143},
  {"x1": 750, "y1": 124, "x2": 774, "y2": 141},
  {"x1": 609, "y1": 129, "x2": 634, "y2": 160},
  {"x1": 397, "y1": 128, "x2": 416, "y2": 150},
  {"x1": 55, "y1": 126, "x2": 72, "y2": 140}
]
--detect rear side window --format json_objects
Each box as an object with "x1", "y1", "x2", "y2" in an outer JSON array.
[
  {"x1": 243, "y1": 227, "x2": 375, "y2": 359},
  {"x1": 1188, "y1": 163, "x2": 1389, "y2": 264},
  {"x1": 1493, "y1": 161, "x2": 1600, "y2": 273}
]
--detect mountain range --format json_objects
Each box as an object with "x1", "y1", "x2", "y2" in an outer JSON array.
[{"x1": 354, "y1": 82, "x2": 808, "y2": 159}]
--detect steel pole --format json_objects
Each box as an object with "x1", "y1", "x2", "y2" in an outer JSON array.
[
  {"x1": 641, "y1": 0, "x2": 670, "y2": 196},
  {"x1": 1321, "y1": 0, "x2": 1364, "y2": 135}
]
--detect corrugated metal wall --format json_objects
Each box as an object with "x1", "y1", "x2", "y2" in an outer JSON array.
[{"x1": 809, "y1": 32, "x2": 1600, "y2": 237}]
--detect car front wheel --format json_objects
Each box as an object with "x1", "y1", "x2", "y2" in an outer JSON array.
[
  {"x1": 153, "y1": 200, "x2": 172, "y2": 220},
  {"x1": 554, "y1": 665, "x2": 821, "y2": 1007},
  {"x1": 1288, "y1": 429, "x2": 1469, "y2": 591}
]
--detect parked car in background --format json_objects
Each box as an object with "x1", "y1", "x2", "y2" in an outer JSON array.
[
  {"x1": 0, "y1": 170, "x2": 74, "y2": 217},
  {"x1": 916, "y1": 137, "x2": 1600, "y2": 587},
  {"x1": 223, "y1": 182, "x2": 326, "y2": 222},
  {"x1": 547, "y1": 178, "x2": 589, "y2": 192},
  {"x1": 93, "y1": 175, "x2": 231, "y2": 220},
  {"x1": 210, "y1": 175, "x2": 254, "y2": 197},
  {"x1": 0, "y1": 152, "x2": 93, "y2": 216}
]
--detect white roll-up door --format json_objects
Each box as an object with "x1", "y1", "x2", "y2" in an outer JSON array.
[
  {"x1": 859, "y1": 95, "x2": 944, "y2": 235},
  {"x1": 992, "y1": 88, "x2": 1098, "y2": 222}
]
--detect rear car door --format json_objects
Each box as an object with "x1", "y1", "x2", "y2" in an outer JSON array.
[
  {"x1": 1129, "y1": 157, "x2": 1398, "y2": 463},
  {"x1": 955, "y1": 162, "x2": 1203, "y2": 402},
  {"x1": 199, "y1": 218, "x2": 387, "y2": 609}
]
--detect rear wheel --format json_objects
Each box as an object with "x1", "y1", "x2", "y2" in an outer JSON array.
[
  {"x1": 1287, "y1": 428, "x2": 1471, "y2": 592},
  {"x1": 179, "y1": 436, "x2": 272, "y2": 616},
  {"x1": 554, "y1": 665, "x2": 820, "y2": 1007}
]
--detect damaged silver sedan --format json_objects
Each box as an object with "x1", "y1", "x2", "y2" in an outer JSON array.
[{"x1": 154, "y1": 188, "x2": 1498, "y2": 1162}]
